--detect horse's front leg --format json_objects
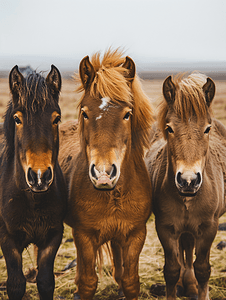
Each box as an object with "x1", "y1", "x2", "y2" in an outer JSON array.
[
  {"x1": 156, "y1": 222, "x2": 180, "y2": 300},
  {"x1": 73, "y1": 229, "x2": 98, "y2": 300},
  {"x1": 36, "y1": 226, "x2": 63, "y2": 300},
  {"x1": 194, "y1": 223, "x2": 217, "y2": 300},
  {"x1": 121, "y1": 225, "x2": 146, "y2": 300},
  {"x1": 111, "y1": 241, "x2": 124, "y2": 297},
  {"x1": 1, "y1": 236, "x2": 26, "y2": 300},
  {"x1": 180, "y1": 233, "x2": 198, "y2": 298}
]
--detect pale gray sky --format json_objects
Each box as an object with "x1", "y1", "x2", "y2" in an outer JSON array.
[{"x1": 0, "y1": 0, "x2": 226, "y2": 70}]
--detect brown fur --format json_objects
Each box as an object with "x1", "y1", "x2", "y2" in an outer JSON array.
[
  {"x1": 0, "y1": 66, "x2": 67, "y2": 300},
  {"x1": 145, "y1": 73, "x2": 226, "y2": 300},
  {"x1": 59, "y1": 49, "x2": 153, "y2": 300},
  {"x1": 0, "y1": 123, "x2": 4, "y2": 156},
  {"x1": 58, "y1": 120, "x2": 80, "y2": 174}
]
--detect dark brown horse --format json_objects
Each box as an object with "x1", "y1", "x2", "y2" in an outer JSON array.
[
  {"x1": 0, "y1": 65, "x2": 67, "y2": 300},
  {"x1": 59, "y1": 49, "x2": 153, "y2": 300},
  {"x1": 145, "y1": 73, "x2": 226, "y2": 300}
]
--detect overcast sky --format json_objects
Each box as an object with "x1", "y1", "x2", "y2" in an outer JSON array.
[{"x1": 0, "y1": 0, "x2": 226, "y2": 70}]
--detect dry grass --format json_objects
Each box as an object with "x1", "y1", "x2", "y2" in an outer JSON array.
[
  {"x1": 0, "y1": 75, "x2": 226, "y2": 299},
  {"x1": 1, "y1": 217, "x2": 226, "y2": 299}
]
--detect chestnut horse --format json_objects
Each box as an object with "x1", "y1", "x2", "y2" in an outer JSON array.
[
  {"x1": 145, "y1": 73, "x2": 226, "y2": 300},
  {"x1": 0, "y1": 66, "x2": 67, "y2": 300},
  {"x1": 59, "y1": 49, "x2": 153, "y2": 300}
]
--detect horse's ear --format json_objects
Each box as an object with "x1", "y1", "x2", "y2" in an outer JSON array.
[
  {"x1": 46, "y1": 65, "x2": 62, "y2": 95},
  {"x1": 9, "y1": 65, "x2": 24, "y2": 97},
  {"x1": 202, "y1": 77, "x2": 215, "y2": 107},
  {"x1": 79, "y1": 56, "x2": 95, "y2": 90},
  {"x1": 163, "y1": 75, "x2": 176, "y2": 105},
  {"x1": 122, "y1": 56, "x2": 136, "y2": 81}
]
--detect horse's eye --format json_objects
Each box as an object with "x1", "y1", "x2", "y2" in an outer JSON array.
[
  {"x1": 166, "y1": 125, "x2": 174, "y2": 133},
  {"x1": 53, "y1": 115, "x2": 61, "y2": 125},
  {"x1": 123, "y1": 112, "x2": 131, "y2": 120},
  {"x1": 14, "y1": 116, "x2": 22, "y2": 125},
  {"x1": 82, "y1": 111, "x2": 89, "y2": 120},
  {"x1": 204, "y1": 126, "x2": 211, "y2": 134}
]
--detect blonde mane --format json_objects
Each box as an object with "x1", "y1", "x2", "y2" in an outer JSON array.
[
  {"x1": 158, "y1": 73, "x2": 212, "y2": 138},
  {"x1": 77, "y1": 48, "x2": 154, "y2": 155},
  {"x1": 77, "y1": 49, "x2": 132, "y2": 103}
]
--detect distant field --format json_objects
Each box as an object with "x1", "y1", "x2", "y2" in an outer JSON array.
[
  {"x1": 0, "y1": 76, "x2": 226, "y2": 299},
  {"x1": 1, "y1": 76, "x2": 226, "y2": 124}
]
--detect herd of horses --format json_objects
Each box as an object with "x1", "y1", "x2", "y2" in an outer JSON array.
[{"x1": 0, "y1": 48, "x2": 225, "y2": 300}]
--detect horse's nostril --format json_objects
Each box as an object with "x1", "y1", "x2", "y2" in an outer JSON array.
[
  {"x1": 176, "y1": 171, "x2": 188, "y2": 188},
  {"x1": 91, "y1": 164, "x2": 98, "y2": 180},
  {"x1": 176, "y1": 172, "x2": 182, "y2": 186},
  {"x1": 193, "y1": 172, "x2": 201, "y2": 187},
  {"x1": 43, "y1": 167, "x2": 52, "y2": 184},
  {"x1": 110, "y1": 164, "x2": 117, "y2": 179},
  {"x1": 27, "y1": 167, "x2": 36, "y2": 185}
]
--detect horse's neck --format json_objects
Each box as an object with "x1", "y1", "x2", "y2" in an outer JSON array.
[
  {"x1": 7, "y1": 153, "x2": 29, "y2": 192},
  {"x1": 147, "y1": 143, "x2": 167, "y2": 192},
  {"x1": 148, "y1": 145, "x2": 179, "y2": 205},
  {"x1": 120, "y1": 149, "x2": 148, "y2": 189},
  {"x1": 208, "y1": 131, "x2": 226, "y2": 216}
]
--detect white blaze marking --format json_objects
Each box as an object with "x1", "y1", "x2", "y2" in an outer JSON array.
[
  {"x1": 96, "y1": 114, "x2": 102, "y2": 120},
  {"x1": 99, "y1": 97, "x2": 110, "y2": 110},
  {"x1": 37, "y1": 169, "x2": 41, "y2": 185}
]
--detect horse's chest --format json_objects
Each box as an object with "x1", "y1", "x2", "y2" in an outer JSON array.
[
  {"x1": 170, "y1": 200, "x2": 204, "y2": 233},
  {"x1": 182, "y1": 197, "x2": 195, "y2": 212},
  {"x1": 99, "y1": 217, "x2": 134, "y2": 242},
  {"x1": 99, "y1": 195, "x2": 146, "y2": 221},
  {"x1": 5, "y1": 202, "x2": 58, "y2": 244},
  {"x1": 78, "y1": 195, "x2": 145, "y2": 242},
  {"x1": 95, "y1": 204, "x2": 138, "y2": 243}
]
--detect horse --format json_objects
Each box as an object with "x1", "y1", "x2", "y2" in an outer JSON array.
[
  {"x1": 145, "y1": 73, "x2": 226, "y2": 300},
  {"x1": 58, "y1": 49, "x2": 153, "y2": 300},
  {"x1": 0, "y1": 123, "x2": 4, "y2": 155},
  {"x1": 0, "y1": 65, "x2": 67, "y2": 300}
]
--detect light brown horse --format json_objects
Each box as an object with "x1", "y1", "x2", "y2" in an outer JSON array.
[
  {"x1": 145, "y1": 73, "x2": 226, "y2": 300},
  {"x1": 59, "y1": 49, "x2": 153, "y2": 300}
]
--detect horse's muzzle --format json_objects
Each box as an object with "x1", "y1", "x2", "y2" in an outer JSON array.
[
  {"x1": 175, "y1": 171, "x2": 202, "y2": 196},
  {"x1": 27, "y1": 167, "x2": 53, "y2": 192},
  {"x1": 89, "y1": 163, "x2": 119, "y2": 190}
]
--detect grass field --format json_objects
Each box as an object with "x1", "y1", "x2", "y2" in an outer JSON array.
[{"x1": 0, "y1": 75, "x2": 226, "y2": 299}]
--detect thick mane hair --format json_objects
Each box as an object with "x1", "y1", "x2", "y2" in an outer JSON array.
[
  {"x1": 77, "y1": 48, "x2": 154, "y2": 156},
  {"x1": 77, "y1": 48, "x2": 132, "y2": 103},
  {"x1": 158, "y1": 72, "x2": 212, "y2": 138},
  {"x1": 15, "y1": 72, "x2": 58, "y2": 112},
  {"x1": 3, "y1": 101, "x2": 16, "y2": 160}
]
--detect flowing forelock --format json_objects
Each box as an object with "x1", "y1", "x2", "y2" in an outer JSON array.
[
  {"x1": 77, "y1": 48, "x2": 132, "y2": 104},
  {"x1": 16, "y1": 72, "x2": 56, "y2": 112}
]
